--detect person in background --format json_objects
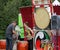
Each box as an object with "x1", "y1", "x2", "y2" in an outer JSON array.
[
  {"x1": 24, "y1": 22, "x2": 34, "y2": 50},
  {"x1": 14, "y1": 25, "x2": 20, "y2": 40},
  {"x1": 13, "y1": 25, "x2": 20, "y2": 50},
  {"x1": 6, "y1": 21, "x2": 17, "y2": 50}
]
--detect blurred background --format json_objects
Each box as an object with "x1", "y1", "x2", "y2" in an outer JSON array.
[{"x1": 0, "y1": 0, "x2": 60, "y2": 39}]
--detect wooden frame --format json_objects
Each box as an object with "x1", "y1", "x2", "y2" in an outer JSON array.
[{"x1": 32, "y1": 0, "x2": 51, "y2": 6}]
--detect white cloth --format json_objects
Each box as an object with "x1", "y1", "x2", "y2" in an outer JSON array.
[
  {"x1": 13, "y1": 25, "x2": 21, "y2": 50},
  {"x1": 52, "y1": 0, "x2": 60, "y2": 6},
  {"x1": 15, "y1": 25, "x2": 20, "y2": 36},
  {"x1": 13, "y1": 42, "x2": 17, "y2": 50}
]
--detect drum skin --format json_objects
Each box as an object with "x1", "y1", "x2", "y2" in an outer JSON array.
[
  {"x1": 17, "y1": 41, "x2": 28, "y2": 50},
  {"x1": 35, "y1": 7, "x2": 50, "y2": 29},
  {"x1": 0, "y1": 40, "x2": 6, "y2": 49}
]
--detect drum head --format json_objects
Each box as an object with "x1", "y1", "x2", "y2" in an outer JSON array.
[{"x1": 35, "y1": 7, "x2": 50, "y2": 29}]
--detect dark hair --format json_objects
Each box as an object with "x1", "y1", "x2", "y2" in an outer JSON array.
[
  {"x1": 12, "y1": 21, "x2": 16, "y2": 23},
  {"x1": 25, "y1": 22, "x2": 28, "y2": 25}
]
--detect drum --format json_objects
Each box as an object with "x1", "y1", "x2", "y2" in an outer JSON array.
[
  {"x1": 0, "y1": 40, "x2": 6, "y2": 49},
  {"x1": 17, "y1": 41, "x2": 28, "y2": 50},
  {"x1": 35, "y1": 7, "x2": 50, "y2": 29}
]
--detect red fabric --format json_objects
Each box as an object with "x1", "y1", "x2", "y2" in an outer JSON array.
[
  {"x1": 53, "y1": 6, "x2": 60, "y2": 15},
  {"x1": 53, "y1": 36, "x2": 60, "y2": 50},
  {"x1": 36, "y1": 39, "x2": 41, "y2": 49},
  {"x1": 36, "y1": 39, "x2": 44, "y2": 50},
  {"x1": 20, "y1": 6, "x2": 35, "y2": 40},
  {"x1": 40, "y1": 5, "x2": 44, "y2": 7},
  {"x1": 58, "y1": 36, "x2": 60, "y2": 50},
  {"x1": 20, "y1": 6, "x2": 34, "y2": 29}
]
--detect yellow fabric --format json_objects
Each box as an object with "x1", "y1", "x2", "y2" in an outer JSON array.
[
  {"x1": 25, "y1": 29, "x2": 32, "y2": 40},
  {"x1": 25, "y1": 29, "x2": 31, "y2": 36}
]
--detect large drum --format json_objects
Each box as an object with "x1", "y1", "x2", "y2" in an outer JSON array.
[
  {"x1": 17, "y1": 41, "x2": 28, "y2": 50},
  {"x1": 0, "y1": 40, "x2": 6, "y2": 49},
  {"x1": 34, "y1": 7, "x2": 50, "y2": 29}
]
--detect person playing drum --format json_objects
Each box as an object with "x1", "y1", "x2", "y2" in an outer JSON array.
[{"x1": 24, "y1": 22, "x2": 34, "y2": 50}]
